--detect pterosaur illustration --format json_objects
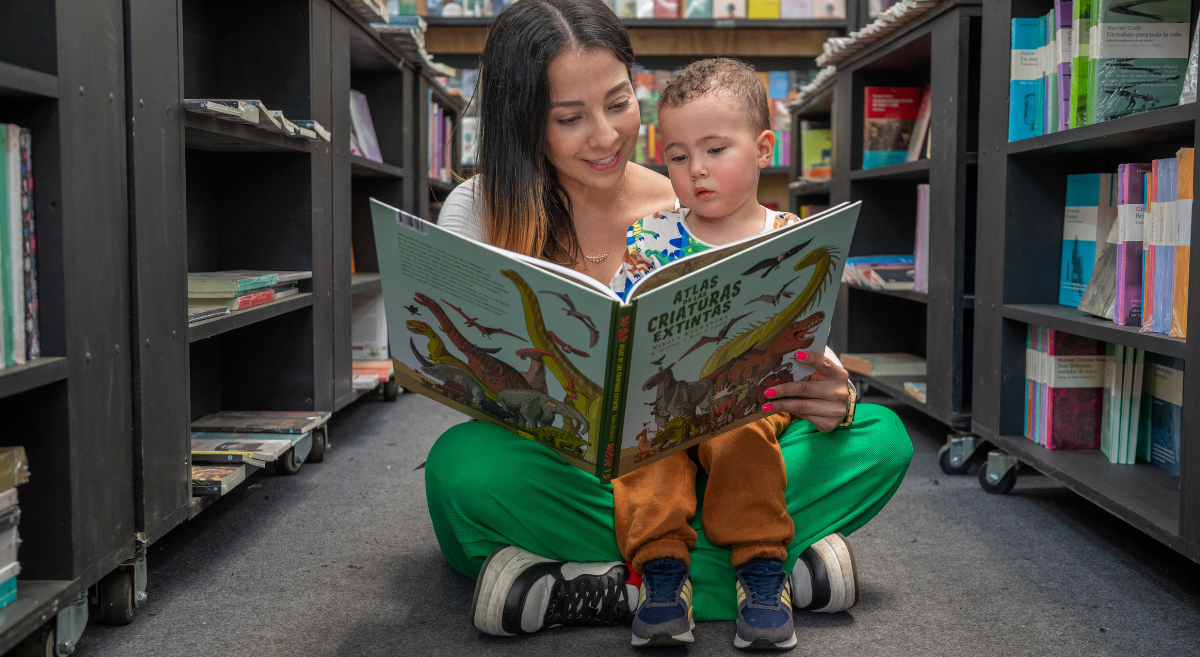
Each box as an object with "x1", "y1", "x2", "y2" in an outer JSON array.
[
  {"x1": 679, "y1": 313, "x2": 752, "y2": 360},
  {"x1": 442, "y1": 299, "x2": 528, "y2": 342},
  {"x1": 404, "y1": 305, "x2": 421, "y2": 316},
  {"x1": 744, "y1": 277, "x2": 800, "y2": 306},
  {"x1": 742, "y1": 239, "x2": 813, "y2": 278},
  {"x1": 548, "y1": 331, "x2": 590, "y2": 357},
  {"x1": 538, "y1": 290, "x2": 600, "y2": 347},
  {"x1": 650, "y1": 356, "x2": 666, "y2": 366}
]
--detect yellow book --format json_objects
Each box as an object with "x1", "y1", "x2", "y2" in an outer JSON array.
[
  {"x1": 747, "y1": 0, "x2": 779, "y2": 18},
  {"x1": 1172, "y1": 147, "x2": 1192, "y2": 338}
]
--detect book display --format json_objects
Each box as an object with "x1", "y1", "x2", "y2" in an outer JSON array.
[
  {"x1": 974, "y1": 0, "x2": 1200, "y2": 561},
  {"x1": 788, "y1": 0, "x2": 981, "y2": 428},
  {"x1": 416, "y1": 0, "x2": 847, "y2": 21}
]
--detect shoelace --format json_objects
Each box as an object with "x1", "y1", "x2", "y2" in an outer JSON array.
[
  {"x1": 740, "y1": 559, "x2": 788, "y2": 607},
  {"x1": 642, "y1": 559, "x2": 688, "y2": 604},
  {"x1": 544, "y1": 567, "x2": 635, "y2": 626}
]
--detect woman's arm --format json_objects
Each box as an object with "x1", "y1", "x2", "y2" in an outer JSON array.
[{"x1": 436, "y1": 178, "x2": 486, "y2": 242}]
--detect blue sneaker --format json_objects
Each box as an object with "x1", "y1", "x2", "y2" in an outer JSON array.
[
  {"x1": 734, "y1": 558, "x2": 797, "y2": 650},
  {"x1": 631, "y1": 557, "x2": 694, "y2": 647}
]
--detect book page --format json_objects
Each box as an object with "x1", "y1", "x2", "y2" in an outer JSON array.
[
  {"x1": 614, "y1": 202, "x2": 860, "y2": 476},
  {"x1": 370, "y1": 199, "x2": 616, "y2": 469}
]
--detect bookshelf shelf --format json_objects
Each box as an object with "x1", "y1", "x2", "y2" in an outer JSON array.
[
  {"x1": 423, "y1": 17, "x2": 849, "y2": 29},
  {"x1": 847, "y1": 284, "x2": 927, "y2": 304},
  {"x1": 188, "y1": 293, "x2": 316, "y2": 343},
  {"x1": 351, "y1": 272, "x2": 382, "y2": 294},
  {"x1": 848, "y1": 159, "x2": 931, "y2": 181},
  {"x1": 1006, "y1": 103, "x2": 1195, "y2": 157},
  {"x1": 350, "y1": 154, "x2": 404, "y2": 178},
  {"x1": 0, "y1": 61, "x2": 57, "y2": 99},
  {"x1": 1002, "y1": 304, "x2": 1187, "y2": 360},
  {"x1": 0, "y1": 358, "x2": 69, "y2": 401},
  {"x1": 188, "y1": 466, "x2": 261, "y2": 519},
  {"x1": 859, "y1": 373, "x2": 970, "y2": 426},
  {"x1": 184, "y1": 113, "x2": 314, "y2": 154},
  {"x1": 789, "y1": 179, "x2": 831, "y2": 196}
]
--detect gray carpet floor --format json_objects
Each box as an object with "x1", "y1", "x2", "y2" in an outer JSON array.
[{"x1": 74, "y1": 393, "x2": 1200, "y2": 657}]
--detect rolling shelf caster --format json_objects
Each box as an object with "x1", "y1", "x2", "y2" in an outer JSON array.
[
  {"x1": 383, "y1": 378, "x2": 399, "y2": 402},
  {"x1": 307, "y1": 426, "x2": 328, "y2": 464},
  {"x1": 938, "y1": 434, "x2": 983, "y2": 475},
  {"x1": 94, "y1": 549, "x2": 148, "y2": 626},
  {"x1": 13, "y1": 593, "x2": 87, "y2": 656},
  {"x1": 978, "y1": 451, "x2": 1019, "y2": 495},
  {"x1": 273, "y1": 432, "x2": 313, "y2": 475}
]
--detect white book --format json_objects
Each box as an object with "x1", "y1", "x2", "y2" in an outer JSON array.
[
  {"x1": 181, "y1": 99, "x2": 261, "y2": 125},
  {"x1": 6, "y1": 126, "x2": 22, "y2": 366},
  {"x1": 636, "y1": 0, "x2": 655, "y2": 17}
]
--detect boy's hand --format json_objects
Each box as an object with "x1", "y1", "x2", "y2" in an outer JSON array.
[{"x1": 760, "y1": 350, "x2": 852, "y2": 433}]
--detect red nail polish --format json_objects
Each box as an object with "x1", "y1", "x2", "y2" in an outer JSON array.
[
  {"x1": 762, "y1": 404, "x2": 775, "y2": 412},
  {"x1": 764, "y1": 389, "x2": 777, "y2": 398},
  {"x1": 796, "y1": 351, "x2": 808, "y2": 360}
]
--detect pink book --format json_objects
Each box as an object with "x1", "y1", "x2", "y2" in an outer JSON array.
[
  {"x1": 1115, "y1": 162, "x2": 1150, "y2": 326},
  {"x1": 655, "y1": 0, "x2": 679, "y2": 17},
  {"x1": 1045, "y1": 329, "x2": 1105, "y2": 449}
]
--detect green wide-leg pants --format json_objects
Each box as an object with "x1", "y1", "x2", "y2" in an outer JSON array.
[{"x1": 424, "y1": 403, "x2": 913, "y2": 622}]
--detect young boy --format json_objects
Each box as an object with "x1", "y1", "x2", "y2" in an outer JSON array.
[{"x1": 610, "y1": 58, "x2": 809, "y2": 650}]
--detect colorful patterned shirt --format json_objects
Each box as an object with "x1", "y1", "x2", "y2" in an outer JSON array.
[{"x1": 610, "y1": 207, "x2": 801, "y2": 299}]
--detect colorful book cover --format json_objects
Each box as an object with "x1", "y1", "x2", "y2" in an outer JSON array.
[
  {"x1": 0, "y1": 125, "x2": 9, "y2": 368},
  {"x1": 1044, "y1": 9, "x2": 1056, "y2": 135},
  {"x1": 1142, "y1": 162, "x2": 1158, "y2": 331},
  {"x1": 349, "y1": 90, "x2": 383, "y2": 163},
  {"x1": 1069, "y1": 0, "x2": 1090, "y2": 128},
  {"x1": 684, "y1": 0, "x2": 712, "y2": 18},
  {"x1": 1115, "y1": 162, "x2": 1150, "y2": 326},
  {"x1": 1088, "y1": 0, "x2": 1191, "y2": 123},
  {"x1": 906, "y1": 84, "x2": 931, "y2": 162},
  {"x1": 5, "y1": 126, "x2": 20, "y2": 366},
  {"x1": 617, "y1": 0, "x2": 637, "y2": 17},
  {"x1": 863, "y1": 87, "x2": 920, "y2": 169},
  {"x1": 371, "y1": 199, "x2": 859, "y2": 480},
  {"x1": 800, "y1": 120, "x2": 832, "y2": 179},
  {"x1": 655, "y1": 0, "x2": 680, "y2": 18},
  {"x1": 812, "y1": 0, "x2": 843, "y2": 18},
  {"x1": 18, "y1": 128, "x2": 37, "y2": 360},
  {"x1": 1010, "y1": 18, "x2": 1045, "y2": 141},
  {"x1": 187, "y1": 271, "x2": 279, "y2": 293},
  {"x1": 780, "y1": 0, "x2": 810, "y2": 18},
  {"x1": 1171, "y1": 147, "x2": 1192, "y2": 338},
  {"x1": 747, "y1": 0, "x2": 779, "y2": 19},
  {"x1": 1059, "y1": 173, "x2": 1115, "y2": 307},
  {"x1": 1153, "y1": 158, "x2": 1177, "y2": 333},
  {"x1": 1056, "y1": 1, "x2": 1073, "y2": 131},
  {"x1": 1148, "y1": 355, "x2": 1183, "y2": 474},
  {"x1": 637, "y1": 0, "x2": 656, "y2": 18},
  {"x1": 716, "y1": 0, "x2": 746, "y2": 19}
]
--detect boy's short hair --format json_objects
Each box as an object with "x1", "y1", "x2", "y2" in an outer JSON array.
[{"x1": 658, "y1": 58, "x2": 771, "y2": 134}]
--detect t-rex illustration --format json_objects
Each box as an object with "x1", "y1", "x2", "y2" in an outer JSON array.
[
  {"x1": 744, "y1": 277, "x2": 800, "y2": 307},
  {"x1": 442, "y1": 299, "x2": 528, "y2": 342},
  {"x1": 497, "y1": 388, "x2": 591, "y2": 436},
  {"x1": 704, "y1": 313, "x2": 825, "y2": 391},
  {"x1": 642, "y1": 364, "x2": 715, "y2": 431},
  {"x1": 405, "y1": 321, "x2": 495, "y2": 399},
  {"x1": 679, "y1": 313, "x2": 752, "y2": 361},
  {"x1": 741, "y1": 238, "x2": 813, "y2": 278},
  {"x1": 537, "y1": 290, "x2": 600, "y2": 348},
  {"x1": 413, "y1": 293, "x2": 530, "y2": 394}
]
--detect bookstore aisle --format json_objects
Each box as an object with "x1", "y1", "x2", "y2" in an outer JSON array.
[{"x1": 72, "y1": 394, "x2": 1200, "y2": 656}]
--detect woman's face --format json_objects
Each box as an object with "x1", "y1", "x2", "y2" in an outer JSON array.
[{"x1": 544, "y1": 47, "x2": 640, "y2": 192}]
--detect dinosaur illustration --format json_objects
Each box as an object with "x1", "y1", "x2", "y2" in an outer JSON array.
[
  {"x1": 515, "y1": 348, "x2": 554, "y2": 395},
  {"x1": 497, "y1": 388, "x2": 590, "y2": 436},
  {"x1": 413, "y1": 293, "x2": 530, "y2": 394},
  {"x1": 416, "y1": 360, "x2": 488, "y2": 407},
  {"x1": 642, "y1": 364, "x2": 715, "y2": 430},
  {"x1": 547, "y1": 331, "x2": 590, "y2": 357},
  {"x1": 526, "y1": 426, "x2": 591, "y2": 458},
  {"x1": 701, "y1": 244, "x2": 839, "y2": 380},
  {"x1": 443, "y1": 300, "x2": 528, "y2": 342},
  {"x1": 679, "y1": 313, "x2": 752, "y2": 360},
  {"x1": 404, "y1": 305, "x2": 421, "y2": 316},
  {"x1": 537, "y1": 290, "x2": 600, "y2": 347},
  {"x1": 650, "y1": 356, "x2": 665, "y2": 366},
  {"x1": 704, "y1": 313, "x2": 825, "y2": 390},
  {"x1": 742, "y1": 238, "x2": 813, "y2": 278},
  {"x1": 744, "y1": 277, "x2": 800, "y2": 306},
  {"x1": 405, "y1": 321, "x2": 495, "y2": 399}
]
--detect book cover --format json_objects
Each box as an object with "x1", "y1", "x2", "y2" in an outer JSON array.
[
  {"x1": 191, "y1": 464, "x2": 248, "y2": 497},
  {"x1": 684, "y1": 0, "x2": 713, "y2": 17},
  {"x1": 1070, "y1": 0, "x2": 1089, "y2": 128},
  {"x1": 0, "y1": 125, "x2": 10, "y2": 368},
  {"x1": 5, "y1": 125, "x2": 22, "y2": 366},
  {"x1": 1125, "y1": 347, "x2": 1146, "y2": 463},
  {"x1": 637, "y1": 0, "x2": 655, "y2": 17},
  {"x1": 1088, "y1": 0, "x2": 1191, "y2": 123},
  {"x1": 1056, "y1": 1, "x2": 1073, "y2": 130},
  {"x1": 1148, "y1": 354, "x2": 1183, "y2": 474},
  {"x1": 349, "y1": 90, "x2": 384, "y2": 163},
  {"x1": 1099, "y1": 342, "x2": 1118, "y2": 460},
  {"x1": 188, "y1": 288, "x2": 275, "y2": 311},
  {"x1": 191, "y1": 411, "x2": 330, "y2": 435},
  {"x1": 906, "y1": 84, "x2": 931, "y2": 162},
  {"x1": 1115, "y1": 162, "x2": 1150, "y2": 326},
  {"x1": 617, "y1": 0, "x2": 637, "y2": 18},
  {"x1": 915, "y1": 184, "x2": 930, "y2": 293},
  {"x1": 191, "y1": 432, "x2": 299, "y2": 465},
  {"x1": 187, "y1": 271, "x2": 279, "y2": 294},
  {"x1": 1059, "y1": 173, "x2": 1115, "y2": 307},
  {"x1": 812, "y1": 0, "x2": 843, "y2": 18},
  {"x1": 1044, "y1": 330, "x2": 1105, "y2": 450},
  {"x1": 655, "y1": 0, "x2": 680, "y2": 18},
  {"x1": 1010, "y1": 17, "x2": 1045, "y2": 141},
  {"x1": 1142, "y1": 162, "x2": 1158, "y2": 331},
  {"x1": 863, "y1": 87, "x2": 921, "y2": 169},
  {"x1": 716, "y1": 0, "x2": 746, "y2": 19},
  {"x1": 747, "y1": 0, "x2": 779, "y2": 19},
  {"x1": 371, "y1": 199, "x2": 859, "y2": 480},
  {"x1": 1153, "y1": 158, "x2": 1177, "y2": 333},
  {"x1": 780, "y1": 0, "x2": 810, "y2": 19},
  {"x1": 353, "y1": 289, "x2": 389, "y2": 360},
  {"x1": 840, "y1": 352, "x2": 926, "y2": 377},
  {"x1": 903, "y1": 381, "x2": 926, "y2": 403},
  {"x1": 19, "y1": 128, "x2": 37, "y2": 361},
  {"x1": 187, "y1": 307, "x2": 229, "y2": 324},
  {"x1": 799, "y1": 120, "x2": 831, "y2": 179},
  {"x1": 1172, "y1": 147, "x2": 1192, "y2": 337},
  {"x1": 1044, "y1": 9, "x2": 1056, "y2": 135}
]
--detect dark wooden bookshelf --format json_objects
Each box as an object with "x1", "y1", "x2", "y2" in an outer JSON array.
[
  {"x1": 973, "y1": 0, "x2": 1200, "y2": 564},
  {"x1": 0, "y1": 357, "x2": 69, "y2": 400},
  {"x1": 0, "y1": 61, "x2": 58, "y2": 99},
  {"x1": 350, "y1": 154, "x2": 404, "y2": 178},
  {"x1": 424, "y1": 16, "x2": 850, "y2": 29},
  {"x1": 183, "y1": 112, "x2": 314, "y2": 154},
  {"x1": 188, "y1": 293, "x2": 316, "y2": 343},
  {"x1": 793, "y1": 0, "x2": 981, "y2": 430},
  {"x1": 351, "y1": 272, "x2": 382, "y2": 294}
]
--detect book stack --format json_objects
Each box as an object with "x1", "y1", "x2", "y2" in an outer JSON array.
[
  {"x1": 903, "y1": 381, "x2": 926, "y2": 403},
  {"x1": 346, "y1": 0, "x2": 388, "y2": 21},
  {"x1": 352, "y1": 290, "x2": 389, "y2": 360},
  {"x1": 842, "y1": 255, "x2": 915, "y2": 291},
  {"x1": 1023, "y1": 325, "x2": 1105, "y2": 450},
  {"x1": 0, "y1": 447, "x2": 29, "y2": 610},
  {"x1": 187, "y1": 270, "x2": 311, "y2": 321},
  {"x1": 350, "y1": 90, "x2": 384, "y2": 164},
  {"x1": 1099, "y1": 344, "x2": 1152, "y2": 466},
  {"x1": 353, "y1": 360, "x2": 394, "y2": 390},
  {"x1": 862, "y1": 86, "x2": 923, "y2": 169},
  {"x1": 190, "y1": 411, "x2": 331, "y2": 485},
  {"x1": 799, "y1": 120, "x2": 831, "y2": 181},
  {"x1": 0, "y1": 125, "x2": 40, "y2": 370},
  {"x1": 1065, "y1": 148, "x2": 1192, "y2": 337},
  {"x1": 182, "y1": 99, "x2": 330, "y2": 143},
  {"x1": 816, "y1": 0, "x2": 941, "y2": 67},
  {"x1": 428, "y1": 94, "x2": 453, "y2": 183},
  {"x1": 841, "y1": 352, "x2": 926, "y2": 378},
  {"x1": 1010, "y1": 0, "x2": 1193, "y2": 141}
]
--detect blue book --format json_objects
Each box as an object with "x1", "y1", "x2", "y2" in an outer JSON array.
[
  {"x1": 1059, "y1": 173, "x2": 1116, "y2": 307},
  {"x1": 1009, "y1": 17, "x2": 1046, "y2": 141},
  {"x1": 768, "y1": 71, "x2": 791, "y2": 100},
  {"x1": 1148, "y1": 355, "x2": 1183, "y2": 474}
]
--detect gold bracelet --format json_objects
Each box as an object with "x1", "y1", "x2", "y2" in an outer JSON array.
[{"x1": 838, "y1": 380, "x2": 858, "y2": 427}]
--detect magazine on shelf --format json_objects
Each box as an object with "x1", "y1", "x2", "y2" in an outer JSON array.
[
  {"x1": 191, "y1": 464, "x2": 248, "y2": 497},
  {"x1": 371, "y1": 198, "x2": 859, "y2": 480},
  {"x1": 191, "y1": 411, "x2": 330, "y2": 435},
  {"x1": 190, "y1": 433, "x2": 302, "y2": 467}
]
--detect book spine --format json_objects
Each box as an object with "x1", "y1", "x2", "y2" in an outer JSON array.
[
  {"x1": 1070, "y1": 0, "x2": 1089, "y2": 128},
  {"x1": 747, "y1": 0, "x2": 778, "y2": 20},
  {"x1": 19, "y1": 129, "x2": 36, "y2": 360},
  {"x1": 1010, "y1": 19, "x2": 1045, "y2": 141},
  {"x1": 1060, "y1": 174, "x2": 1101, "y2": 307},
  {"x1": 1143, "y1": 162, "x2": 1157, "y2": 331},
  {"x1": 1156, "y1": 158, "x2": 1178, "y2": 333},
  {"x1": 0, "y1": 125, "x2": 10, "y2": 368},
  {"x1": 4, "y1": 127, "x2": 19, "y2": 366},
  {"x1": 1056, "y1": 1, "x2": 1073, "y2": 131},
  {"x1": 596, "y1": 303, "x2": 637, "y2": 481},
  {"x1": 1044, "y1": 11, "x2": 1055, "y2": 135},
  {"x1": 1172, "y1": 147, "x2": 1192, "y2": 337},
  {"x1": 685, "y1": 0, "x2": 713, "y2": 17},
  {"x1": 1100, "y1": 341, "x2": 1116, "y2": 460}
]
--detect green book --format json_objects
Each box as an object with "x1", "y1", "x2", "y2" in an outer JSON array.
[
  {"x1": 187, "y1": 270, "x2": 279, "y2": 294},
  {"x1": 0, "y1": 124, "x2": 10, "y2": 367},
  {"x1": 370, "y1": 198, "x2": 860, "y2": 481},
  {"x1": 1070, "y1": 0, "x2": 1090, "y2": 129},
  {"x1": 1088, "y1": 0, "x2": 1191, "y2": 124}
]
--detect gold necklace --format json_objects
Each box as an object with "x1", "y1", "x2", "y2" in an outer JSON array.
[{"x1": 583, "y1": 179, "x2": 625, "y2": 264}]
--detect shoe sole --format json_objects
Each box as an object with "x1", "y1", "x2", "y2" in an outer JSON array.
[
  {"x1": 632, "y1": 622, "x2": 696, "y2": 647},
  {"x1": 470, "y1": 546, "x2": 554, "y2": 636},
  {"x1": 808, "y1": 533, "x2": 857, "y2": 613},
  {"x1": 734, "y1": 631, "x2": 798, "y2": 650}
]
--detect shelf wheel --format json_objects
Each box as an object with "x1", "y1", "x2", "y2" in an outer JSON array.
[
  {"x1": 977, "y1": 450, "x2": 1019, "y2": 495},
  {"x1": 273, "y1": 432, "x2": 313, "y2": 475},
  {"x1": 938, "y1": 434, "x2": 982, "y2": 475},
  {"x1": 15, "y1": 591, "x2": 88, "y2": 655},
  {"x1": 307, "y1": 426, "x2": 328, "y2": 464},
  {"x1": 384, "y1": 378, "x2": 400, "y2": 402}
]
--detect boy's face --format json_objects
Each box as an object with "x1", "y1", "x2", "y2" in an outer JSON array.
[{"x1": 659, "y1": 93, "x2": 775, "y2": 218}]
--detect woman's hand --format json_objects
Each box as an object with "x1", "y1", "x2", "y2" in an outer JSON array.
[{"x1": 760, "y1": 350, "x2": 851, "y2": 433}]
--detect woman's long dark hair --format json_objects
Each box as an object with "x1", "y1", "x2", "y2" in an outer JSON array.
[{"x1": 476, "y1": 0, "x2": 635, "y2": 264}]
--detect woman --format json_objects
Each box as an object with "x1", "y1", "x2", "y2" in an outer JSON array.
[{"x1": 428, "y1": 0, "x2": 912, "y2": 636}]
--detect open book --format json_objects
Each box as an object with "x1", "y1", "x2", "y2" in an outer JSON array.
[{"x1": 371, "y1": 199, "x2": 860, "y2": 480}]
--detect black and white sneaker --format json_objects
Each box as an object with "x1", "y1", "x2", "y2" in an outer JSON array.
[
  {"x1": 471, "y1": 545, "x2": 637, "y2": 636},
  {"x1": 790, "y1": 533, "x2": 859, "y2": 613}
]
